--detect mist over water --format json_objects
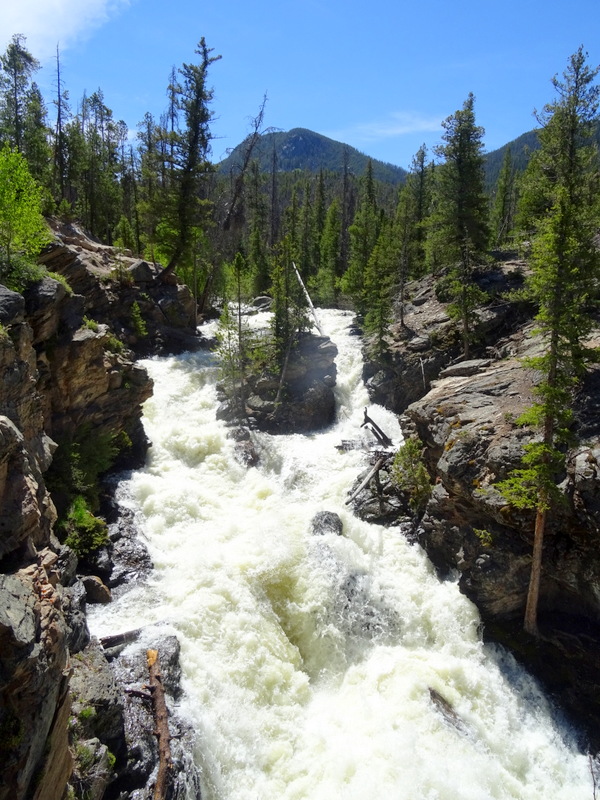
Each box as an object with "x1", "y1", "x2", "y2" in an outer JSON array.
[{"x1": 89, "y1": 309, "x2": 592, "y2": 799}]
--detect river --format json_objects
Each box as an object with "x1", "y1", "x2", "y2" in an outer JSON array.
[{"x1": 89, "y1": 308, "x2": 592, "y2": 799}]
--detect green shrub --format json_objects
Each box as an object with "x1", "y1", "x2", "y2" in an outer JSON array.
[
  {"x1": 0, "y1": 253, "x2": 45, "y2": 292},
  {"x1": 46, "y1": 425, "x2": 126, "y2": 516},
  {"x1": 110, "y1": 264, "x2": 134, "y2": 286},
  {"x1": 82, "y1": 316, "x2": 99, "y2": 332},
  {"x1": 74, "y1": 741, "x2": 97, "y2": 773},
  {"x1": 62, "y1": 495, "x2": 109, "y2": 556},
  {"x1": 47, "y1": 271, "x2": 73, "y2": 295},
  {"x1": 57, "y1": 198, "x2": 74, "y2": 222},
  {"x1": 112, "y1": 430, "x2": 132, "y2": 451},
  {"x1": 78, "y1": 706, "x2": 96, "y2": 722},
  {"x1": 390, "y1": 436, "x2": 432, "y2": 514},
  {"x1": 113, "y1": 215, "x2": 136, "y2": 252},
  {"x1": 104, "y1": 334, "x2": 124, "y2": 354},
  {"x1": 474, "y1": 528, "x2": 493, "y2": 547},
  {"x1": 131, "y1": 301, "x2": 148, "y2": 338}
]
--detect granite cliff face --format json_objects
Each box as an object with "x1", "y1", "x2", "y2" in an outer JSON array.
[
  {"x1": 0, "y1": 222, "x2": 200, "y2": 800},
  {"x1": 360, "y1": 265, "x2": 600, "y2": 747}
]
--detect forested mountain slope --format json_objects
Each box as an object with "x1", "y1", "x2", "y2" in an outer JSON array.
[{"x1": 218, "y1": 127, "x2": 408, "y2": 184}]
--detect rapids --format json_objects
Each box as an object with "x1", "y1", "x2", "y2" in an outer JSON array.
[{"x1": 89, "y1": 309, "x2": 593, "y2": 799}]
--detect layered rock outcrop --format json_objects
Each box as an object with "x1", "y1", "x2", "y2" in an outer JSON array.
[{"x1": 0, "y1": 222, "x2": 202, "y2": 799}]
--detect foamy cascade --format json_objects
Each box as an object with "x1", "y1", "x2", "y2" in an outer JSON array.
[{"x1": 89, "y1": 309, "x2": 591, "y2": 800}]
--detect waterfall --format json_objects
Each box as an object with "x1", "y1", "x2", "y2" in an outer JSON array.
[{"x1": 89, "y1": 309, "x2": 592, "y2": 800}]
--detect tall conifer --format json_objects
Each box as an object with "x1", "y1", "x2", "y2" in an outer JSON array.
[
  {"x1": 427, "y1": 93, "x2": 489, "y2": 357},
  {"x1": 497, "y1": 48, "x2": 600, "y2": 635}
]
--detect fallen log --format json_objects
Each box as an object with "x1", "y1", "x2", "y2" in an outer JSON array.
[
  {"x1": 125, "y1": 688, "x2": 153, "y2": 701},
  {"x1": 147, "y1": 649, "x2": 173, "y2": 800},
  {"x1": 100, "y1": 629, "x2": 141, "y2": 650},
  {"x1": 345, "y1": 456, "x2": 386, "y2": 505}
]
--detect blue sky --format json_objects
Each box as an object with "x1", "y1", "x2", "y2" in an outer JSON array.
[{"x1": 1, "y1": 0, "x2": 598, "y2": 169}]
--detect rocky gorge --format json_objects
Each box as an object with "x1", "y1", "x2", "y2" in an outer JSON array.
[
  {"x1": 2, "y1": 227, "x2": 600, "y2": 800},
  {"x1": 0, "y1": 221, "x2": 341, "y2": 799}
]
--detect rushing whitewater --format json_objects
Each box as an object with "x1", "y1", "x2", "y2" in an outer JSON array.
[{"x1": 89, "y1": 309, "x2": 592, "y2": 800}]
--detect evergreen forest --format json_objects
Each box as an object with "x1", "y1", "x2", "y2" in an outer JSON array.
[{"x1": 1, "y1": 33, "x2": 599, "y2": 380}]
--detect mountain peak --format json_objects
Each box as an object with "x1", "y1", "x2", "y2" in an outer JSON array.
[{"x1": 218, "y1": 127, "x2": 407, "y2": 184}]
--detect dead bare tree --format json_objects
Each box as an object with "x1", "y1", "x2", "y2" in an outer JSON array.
[{"x1": 222, "y1": 93, "x2": 271, "y2": 233}]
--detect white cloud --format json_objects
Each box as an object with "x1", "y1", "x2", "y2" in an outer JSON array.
[
  {"x1": 326, "y1": 111, "x2": 443, "y2": 144},
  {"x1": 0, "y1": 0, "x2": 130, "y2": 61}
]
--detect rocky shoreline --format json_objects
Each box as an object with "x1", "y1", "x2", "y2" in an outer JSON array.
[
  {"x1": 354, "y1": 264, "x2": 600, "y2": 750},
  {"x1": 0, "y1": 221, "x2": 207, "y2": 800}
]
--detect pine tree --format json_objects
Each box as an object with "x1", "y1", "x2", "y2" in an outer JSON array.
[
  {"x1": 427, "y1": 93, "x2": 489, "y2": 357},
  {"x1": 246, "y1": 161, "x2": 270, "y2": 295},
  {"x1": 22, "y1": 83, "x2": 51, "y2": 188},
  {"x1": 136, "y1": 112, "x2": 163, "y2": 259},
  {"x1": 74, "y1": 89, "x2": 124, "y2": 241},
  {"x1": 394, "y1": 145, "x2": 432, "y2": 326},
  {"x1": 315, "y1": 198, "x2": 342, "y2": 305},
  {"x1": 312, "y1": 169, "x2": 327, "y2": 273},
  {"x1": 52, "y1": 45, "x2": 70, "y2": 205},
  {"x1": 297, "y1": 177, "x2": 314, "y2": 279},
  {"x1": 270, "y1": 234, "x2": 307, "y2": 367},
  {"x1": 342, "y1": 159, "x2": 380, "y2": 312},
  {"x1": 159, "y1": 39, "x2": 221, "y2": 278},
  {"x1": 269, "y1": 140, "x2": 280, "y2": 248},
  {"x1": 496, "y1": 48, "x2": 600, "y2": 636},
  {"x1": 0, "y1": 34, "x2": 40, "y2": 153},
  {"x1": 363, "y1": 217, "x2": 395, "y2": 354}
]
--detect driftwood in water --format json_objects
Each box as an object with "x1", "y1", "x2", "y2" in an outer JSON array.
[
  {"x1": 335, "y1": 439, "x2": 364, "y2": 451},
  {"x1": 147, "y1": 649, "x2": 173, "y2": 800},
  {"x1": 361, "y1": 408, "x2": 393, "y2": 448},
  {"x1": 100, "y1": 629, "x2": 141, "y2": 650},
  {"x1": 429, "y1": 687, "x2": 469, "y2": 735},
  {"x1": 345, "y1": 456, "x2": 386, "y2": 505}
]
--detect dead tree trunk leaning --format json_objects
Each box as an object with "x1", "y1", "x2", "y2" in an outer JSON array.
[
  {"x1": 361, "y1": 408, "x2": 393, "y2": 447},
  {"x1": 291, "y1": 261, "x2": 324, "y2": 335},
  {"x1": 147, "y1": 649, "x2": 173, "y2": 800},
  {"x1": 345, "y1": 411, "x2": 393, "y2": 506}
]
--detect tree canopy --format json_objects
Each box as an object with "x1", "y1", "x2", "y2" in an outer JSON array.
[{"x1": 0, "y1": 144, "x2": 50, "y2": 275}]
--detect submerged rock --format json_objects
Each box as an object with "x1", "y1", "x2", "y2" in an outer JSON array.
[{"x1": 310, "y1": 510, "x2": 343, "y2": 536}]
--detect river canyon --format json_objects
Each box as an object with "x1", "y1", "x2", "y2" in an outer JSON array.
[{"x1": 88, "y1": 309, "x2": 593, "y2": 800}]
